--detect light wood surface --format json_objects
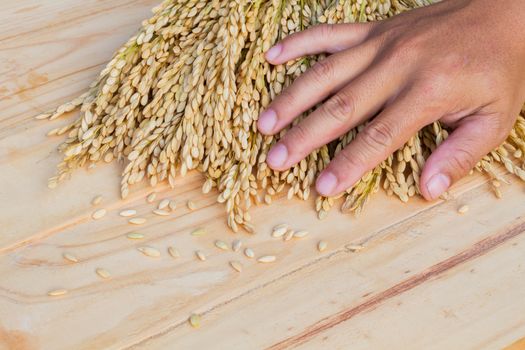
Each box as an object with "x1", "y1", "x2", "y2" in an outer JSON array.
[{"x1": 1, "y1": 1, "x2": 525, "y2": 349}]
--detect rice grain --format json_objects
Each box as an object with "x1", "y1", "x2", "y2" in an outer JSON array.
[
  {"x1": 168, "y1": 246, "x2": 180, "y2": 258},
  {"x1": 317, "y1": 240, "x2": 328, "y2": 252},
  {"x1": 195, "y1": 250, "x2": 206, "y2": 261},
  {"x1": 257, "y1": 255, "x2": 276, "y2": 263},
  {"x1": 48, "y1": 289, "x2": 68, "y2": 297},
  {"x1": 189, "y1": 314, "x2": 201, "y2": 328},
  {"x1": 129, "y1": 218, "x2": 147, "y2": 225},
  {"x1": 92, "y1": 209, "x2": 107, "y2": 220},
  {"x1": 232, "y1": 239, "x2": 242, "y2": 252},
  {"x1": 229, "y1": 261, "x2": 243, "y2": 272},
  {"x1": 91, "y1": 195, "x2": 103, "y2": 206},
  {"x1": 215, "y1": 240, "x2": 229, "y2": 251},
  {"x1": 138, "y1": 246, "x2": 161, "y2": 257},
  {"x1": 63, "y1": 253, "x2": 78, "y2": 263},
  {"x1": 244, "y1": 248, "x2": 255, "y2": 259},
  {"x1": 119, "y1": 209, "x2": 137, "y2": 217},
  {"x1": 96, "y1": 268, "x2": 111, "y2": 279},
  {"x1": 146, "y1": 193, "x2": 157, "y2": 203},
  {"x1": 458, "y1": 205, "x2": 469, "y2": 214}
]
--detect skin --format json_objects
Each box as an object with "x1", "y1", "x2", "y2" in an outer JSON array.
[{"x1": 257, "y1": 0, "x2": 525, "y2": 201}]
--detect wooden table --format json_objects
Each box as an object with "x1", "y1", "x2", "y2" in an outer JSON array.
[{"x1": 1, "y1": 1, "x2": 525, "y2": 349}]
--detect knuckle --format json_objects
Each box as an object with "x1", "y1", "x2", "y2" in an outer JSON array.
[
  {"x1": 418, "y1": 70, "x2": 451, "y2": 98},
  {"x1": 337, "y1": 147, "x2": 364, "y2": 170},
  {"x1": 324, "y1": 93, "x2": 355, "y2": 124},
  {"x1": 448, "y1": 148, "x2": 476, "y2": 175},
  {"x1": 310, "y1": 58, "x2": 334, "y2": 83},
  {"x1": 277, "y1": 88, "x2": 298, "y2": 109},
  {"x1": 289, "y1": 123, "x2": 311, "y2": 145},
  {"x1": 486, "y1": 115, "x2": 511, "y2": 143},
  {"x1": 382, "y1": 32, "x2": 424, "y2": 64},
  {"x1": 317, "y1": 24, "x2": 336, "y2": 40},
  {"x1": 415, "y1": 78, "x2": 442, "y2": 101},
  {"x1": 359, "y1": 120, "x2": 394, "y2": 150}
]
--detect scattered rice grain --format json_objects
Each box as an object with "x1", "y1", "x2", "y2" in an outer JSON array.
[
  {"x1": 146, "y1": 192, "x2": 157, "y2": 203},
  {"x1": 137, "y1": 246, "x2": 161, "y2": 257},
  {"x1": 158, "y1": 199, "x2": 170, "y2": 210},
  {"x1": 189, "y1": 314, "x2": 201, "y2": 328},
  {"x1": 129, "y1": 218, "x2": 147, "y2": 225},
  {"x1": 126, "y1": 232, "x2": 144, "y2": 240},
  {"x1": 91, "y1": 195, "x2": 103, "y2": 206},
  {"x1": 153, "y1": 209, "x2": 170, "y2": 216},
  {"x1": 457, "y1": 205, "x2": 469, "y2": 214},
  {"x1": 273, "y1": 224, "x2": 289, "y2": 231},
  {"x1": 317, "y1": 240, "x2": 328, "y2": 252},
  {"x1": 187, "y1": 200, "x2": 197, "y2": 211},
  {"x1": 244, "y1": 248, "x2": 255, "y2": 259},
  {"x1": 168, "y1": 246, "x2": 180, "y2": 258},
  {"x1": 92, "y1": 208, "x2": 107, "y2": 220},
  {"x1": 348, "y1": 244, "x2": 364, "y2": 252},
  {"x1": 191, "y1": 228, "x2": 206, "y2": 236},
  {"x1": 96, "y1": 268, "x2": 111, "y2": 279},
  {"x1": 48, "y1": 289, "x2": 68, "y2": 297},
  {"x1": 232, "y1": 239, "x2": 242, "y2": 252},
  {"x1": 229, "y1": 261, "x2": 243, "y2": 272},
  {"x1": 63, "y1": 253, "x2": 78, "y2": 263},
  {"x1": 283, "y1": 229, "x2": 294, "y2": 241},
  {"x1": 272, "y1": 226, "x2": 287, "y2": 238},
  {"x1": 294, "y1": 230, "x2": 309, "y2": 238},
  {"x1": 119, "y1": 209, "x2": 137, "y2": 217},
  {"x1": 215, "y1": 240, "x2": 229, "y2": 251},
  {"x1": 257, "y1": 255, "x2": 276, "y2": 263},
  {"x1": 195, "y1": 250, "x2": 206, "y2": 261}
]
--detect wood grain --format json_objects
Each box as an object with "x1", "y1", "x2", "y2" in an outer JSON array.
[{"x1": 1, "y1": 1, "x2": 525, "y2": 349}]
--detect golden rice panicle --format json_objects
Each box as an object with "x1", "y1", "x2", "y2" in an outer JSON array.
[{"x1": 39, "y1": 0, "x2": 525, "y2": 232}]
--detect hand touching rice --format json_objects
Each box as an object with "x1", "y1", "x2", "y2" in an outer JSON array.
[{"x1": 258, "y1": 0, "x2": 525, "y2": 201}]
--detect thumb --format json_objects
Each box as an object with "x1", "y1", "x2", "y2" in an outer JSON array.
[{"x1": 419, "y1": 115, "x2": 509, "y2": 201}]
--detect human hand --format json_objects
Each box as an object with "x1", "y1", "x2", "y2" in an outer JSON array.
[{"x1": 257, "y1": 0, "x2": 525, "y2": 201}]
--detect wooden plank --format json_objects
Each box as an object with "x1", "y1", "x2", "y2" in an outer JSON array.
[
  {"x1": 294, "y1": 228, "x2": 525, "y2": 350},
  {"x1": 0, "y1": 0, "x2": 158, "y2": 136},
  {"x1": 1, "y1": 1, "x2": 524, "y2": 349},
  {"x1": 125, "y1": 176, "x2": 525, "y2": 349}
]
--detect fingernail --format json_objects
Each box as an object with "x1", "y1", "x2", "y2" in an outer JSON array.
[
  {"x1": 316, "y1": 171, "x2": 338, "y2": 196},
  {"x1": 267, "y1": 143, "x2": 288, "y2": 168},
  {"x1": 426, "y1": 173, "x2": 451, "y2": 200},
  {"x1": 258, "y1": 109, "x2": 277, "y2": 134},
  {"x1": 265, "y1": 44, "x2": 282, "y2": 61}
]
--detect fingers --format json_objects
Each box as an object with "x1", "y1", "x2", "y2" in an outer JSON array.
[
  {"x1": 314, "y1": 91, "x2": 435, "y2": 196},
  {"x1": 258, "y1": 41, "x2": 378, "y2": 136},
  {"x1": 419, "y1": 115, "x2": 510, "y2": 200},
  {"x1": 265, "y1": 23, "x2": 375, "y2": 65},
  {"x1": 266, "y1": 63, "x2": 399, "y2": 171}
]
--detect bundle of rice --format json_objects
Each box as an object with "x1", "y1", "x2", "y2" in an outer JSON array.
[{"x1": 38, "y1": 0, "x2": 525, "y2": 232}]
